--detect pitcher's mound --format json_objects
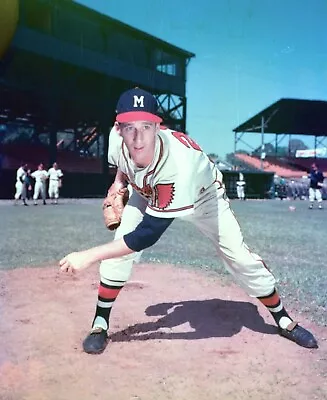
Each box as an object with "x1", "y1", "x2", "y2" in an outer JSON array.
[{"x1": 0, "y1": 264, "x2": 326, "y2": 400}]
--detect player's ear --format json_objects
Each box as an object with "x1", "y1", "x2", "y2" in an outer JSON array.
[{"x1": 114, "y1": 122, "x2": 122, "y2": 136}]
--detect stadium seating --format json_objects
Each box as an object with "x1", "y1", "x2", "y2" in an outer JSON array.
[
  {"x1": 234, "y1": 153, "x2": 307, "y2": 178},
  {"x1": 0, "y1": 143, "x2": 102, "y2": 173}
]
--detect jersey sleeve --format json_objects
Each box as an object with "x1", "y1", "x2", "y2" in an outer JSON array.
[{"x1": 107, "y1": 125, "x2": 123, "y2": 167}]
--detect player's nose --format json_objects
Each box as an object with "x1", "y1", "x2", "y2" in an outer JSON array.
[{"x1": 133, "y1": 129, "x2": 144, "y2": 143}]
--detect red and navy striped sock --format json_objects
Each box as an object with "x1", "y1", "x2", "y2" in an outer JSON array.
[
  {"x1": 257, "y1": 288, "x2": 293, "y2": 330},
  {"x1": 91, "y1": 278, "x2": 125, "y2": 331}
]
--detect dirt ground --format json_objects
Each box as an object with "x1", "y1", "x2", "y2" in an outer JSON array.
[{"x1": 0, "y1": 263, "x2": 326, "y2": 400}]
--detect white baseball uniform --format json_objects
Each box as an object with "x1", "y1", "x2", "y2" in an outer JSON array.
[
  {"x1": 236, "y1": 173, "x2": 246, "y2": 199},
  {"x1": 32, "y1": 169, "x2": 48, "y2": 201},
  {"x1": 48, "y1": 167, "x2": 63, "y2": 199},
  {"x1": 14, "y1": 167, "x2": 27, "y2": 200},
  {"x1": 101, "y1": 126, "x2": 276, "y2": 297}
]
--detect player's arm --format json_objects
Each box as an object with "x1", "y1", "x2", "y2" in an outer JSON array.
[
  {"x1": 106, "y1": 168, "x2": 127, "y2": 196},
  {"x1": 59, "y1": 214, "x2": 174, "y2": 272}
]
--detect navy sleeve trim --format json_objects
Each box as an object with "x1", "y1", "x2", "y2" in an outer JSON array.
[{"x1": 123, "y1": 213, "x2": 174, "y2": 252}]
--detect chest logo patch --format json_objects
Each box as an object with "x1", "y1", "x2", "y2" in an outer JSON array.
[{"x1": 154, "y1": 183, "x2": 175, "y2": 209}]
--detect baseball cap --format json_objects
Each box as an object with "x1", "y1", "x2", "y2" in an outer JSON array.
[{"x1": 115, "y1": 87, "x2": 162, "y2": 123}]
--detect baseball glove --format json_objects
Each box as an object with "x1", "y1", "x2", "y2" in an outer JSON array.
[{"x1": 103, "y1": 186, "x2": 129, "y2": 230}]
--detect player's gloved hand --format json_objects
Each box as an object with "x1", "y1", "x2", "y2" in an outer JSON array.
[
  {"x1": 103, "y1": 184, "x2": 129, "y2": 230},
  {"x1": 59, "y1": 251, "x2": 95, "y2": 273}
]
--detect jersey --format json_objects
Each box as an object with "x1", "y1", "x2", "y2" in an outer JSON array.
[
  {"x1": 309, "y1": 169, "x2": 324, "y2": 189},
  {"x1": 31, "y1": 170, "x2": 48, "y2": 183},
  {"x1": 108, "y1": 126, "x2": 222, "y2": 218},
  {"x1": 16, "y1": 167, "x2": 26, "y2": 183},
  {"x1": 48, "y1": 168, "x2": 63, "y2": 180}
]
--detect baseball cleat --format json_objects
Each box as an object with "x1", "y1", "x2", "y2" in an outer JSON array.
[
  {"x1": 279, "y1": 322, "x2": 318, "y2": 348},
  {"x1": 83, "y1": 328, "x2": 108, "y2": 354}
]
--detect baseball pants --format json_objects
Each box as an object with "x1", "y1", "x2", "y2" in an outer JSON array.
[
  {"x1": 99, "y1": 183, "x2": 276, "y2": 298},
  {"x1": 33, "y1": 182, "x2": 47, "y2": 201},
  {"x1": 237, "y1": 185, "x2": 245, "y2": 199},
  {"x1": 49, "y1": 180, "x2": 60, "y2": 199},
  {"x1": 309, "y1": 187, "x2": 322, "y2": 202},
  {"x1": 14, "y1": 181, "x2": 26, "y2": 200}
]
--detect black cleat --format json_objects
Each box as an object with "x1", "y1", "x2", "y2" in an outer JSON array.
[
  {"x1": 279, "y1": 322, "x2": 318, "y2": 348},
  {"x1": 82, "y1": 328, "x2": 108, "y2": 354}
]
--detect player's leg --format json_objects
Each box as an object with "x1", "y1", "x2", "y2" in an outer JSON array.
[
  {"x1": 316, "y1": 189, "x2": 323, "y2": 209},
  {"x1": 41, "y1": 182, "x2": 46, "y2": 204},
  {"x1": 308, "y1": 187, "x2": 315, "y2": 209},
  {"x1": 83, "y1": 189, "x2": 147, "y2": 354},
  {"x1": 188, "y1": 183, "x2": 318, "y2": 348},
  {"x1": 54, "y1": 182, "x2": 60, "y2": 204},
  {"x1": 14, "y1": 182, "x2": 22, "y2": 204},
  {"x1": 21, "y1": 183, "x2": 28, "y2": 206},
  {"x1": 48, "y1": 182, "x2": 54, "y2": 203},
  {"x1": 240, "y1": 186, "x2": 245, "y2": 200},
  {"x1": 33, "y1": 182, "x2": 40, "y2": 205}
]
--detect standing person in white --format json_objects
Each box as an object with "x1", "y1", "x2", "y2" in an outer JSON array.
[
  {"x1": 14, "y1": 162, "x2": 28, "y2": 206},
  {"x1": 59, "y1": 88, "x2": 318, "y2": 354},
  {"x1": 31, "y1": 163, "x2": 48, "y2": 205},
  {"x1": 236, "y1": 172, "x2": 246, "y2": 200},
  {"x1": 48, "y1": 162, "x2": 63, "y2": 204}
]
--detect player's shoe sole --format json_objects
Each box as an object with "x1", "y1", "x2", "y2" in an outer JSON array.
[
  {"x1": 83, "y1": 328, "x2": 108, "y2": 354},
  {"x1": 279, "y1": 323, "x2": 318, "y2": 348}
]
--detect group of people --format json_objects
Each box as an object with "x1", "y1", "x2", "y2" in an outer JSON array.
[
  {"x1": 14, "y1": 162, "x2": 63, "y2": 206},
  {"x1": 273, "y1": 162, "x2": 325, "y2": 208}
]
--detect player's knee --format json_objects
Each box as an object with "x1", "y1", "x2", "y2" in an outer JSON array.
[{"x1": 99, "y1": 253, "x2": 136, "y2": 282}]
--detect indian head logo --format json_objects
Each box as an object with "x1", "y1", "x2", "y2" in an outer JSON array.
[
  {"x1": 153, "y1": 183, "x2": 175, "y2": 209},
  {"x1": 133, "y1": 95, "x2": 144, "y2": 108}
]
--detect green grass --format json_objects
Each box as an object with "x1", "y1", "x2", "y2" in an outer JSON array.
[{"x1": 1, "y1": 199, "x2": 326, "y2": 325}]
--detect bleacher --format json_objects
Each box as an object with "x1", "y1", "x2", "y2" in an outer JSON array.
[
  {"x1": 287, "y1": 157, "x2": 327, "y2": 173},
  {"x1": 0, "y1": 143, "x2": 102, "y2": 173},
  {"x1": 234, "y1": 153, "x2": 307, "y2": 178},
  {"x1": 235, "y1": 153, "x2": 327, "y2": 179}
]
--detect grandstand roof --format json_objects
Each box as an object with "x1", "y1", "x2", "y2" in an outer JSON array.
[{"x1": 233, "y1": 98, "x2": 327, "y2": 136}]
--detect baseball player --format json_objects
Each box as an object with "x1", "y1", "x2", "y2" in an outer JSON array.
[
  {"x1": 14, "y1": 162, "x2": 28, "y2": 206},
  {"x1": 59, "y1": 88, "x2": 318, "y2": 354},
  {"x1": 48, "y1": 162, "x2": 63, "y2": 204},
  {"x1": 31, "y1": 163, "x2": 48, "y2": 205},
  {"x1": 236, "y1": 172, "x2": 246, "y2": 200},
  {"x1": 308, "y1": 163, "x2": 324, "y2": 209}
]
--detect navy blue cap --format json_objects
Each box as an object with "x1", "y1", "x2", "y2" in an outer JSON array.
[{"x1": 116, "y1": 87, "x2": 162, "y2": 123}]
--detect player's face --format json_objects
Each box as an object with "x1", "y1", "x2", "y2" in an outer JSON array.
[{"x1": 118, "y1": 121, "x2": 159, "y2": 167}]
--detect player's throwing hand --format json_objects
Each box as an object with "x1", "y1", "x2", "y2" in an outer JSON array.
[{"x1": 59, "y1": 251, "x2": 94, "y2": 273}]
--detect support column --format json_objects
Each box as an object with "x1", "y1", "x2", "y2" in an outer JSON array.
[
  {"x1": 260, "y1": 116, "x2": 265, "y2": 170},
  {"x1": 49, "y1": 123, "x2": 57, "y2": 164}
]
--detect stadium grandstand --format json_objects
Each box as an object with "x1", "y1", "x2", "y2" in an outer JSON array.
[
  {"x1": 232, "y1": 98, "x2": 327, "y2": 199},
  {"x1": 0, "y1": 0, "x2": 194, "y2": 198}
]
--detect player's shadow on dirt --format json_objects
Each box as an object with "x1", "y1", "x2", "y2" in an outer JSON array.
[{"x1": 109, "y1": 298, "x2": 278, "y2": 342}]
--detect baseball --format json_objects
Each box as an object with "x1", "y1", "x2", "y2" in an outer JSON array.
[{"x1": 289, "y1": 206, "x2": 296, "y2": 211}]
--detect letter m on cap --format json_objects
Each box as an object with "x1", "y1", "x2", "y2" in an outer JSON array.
[{"x1": 133, "y1": 95, "x2": 144, "y2": 108}]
